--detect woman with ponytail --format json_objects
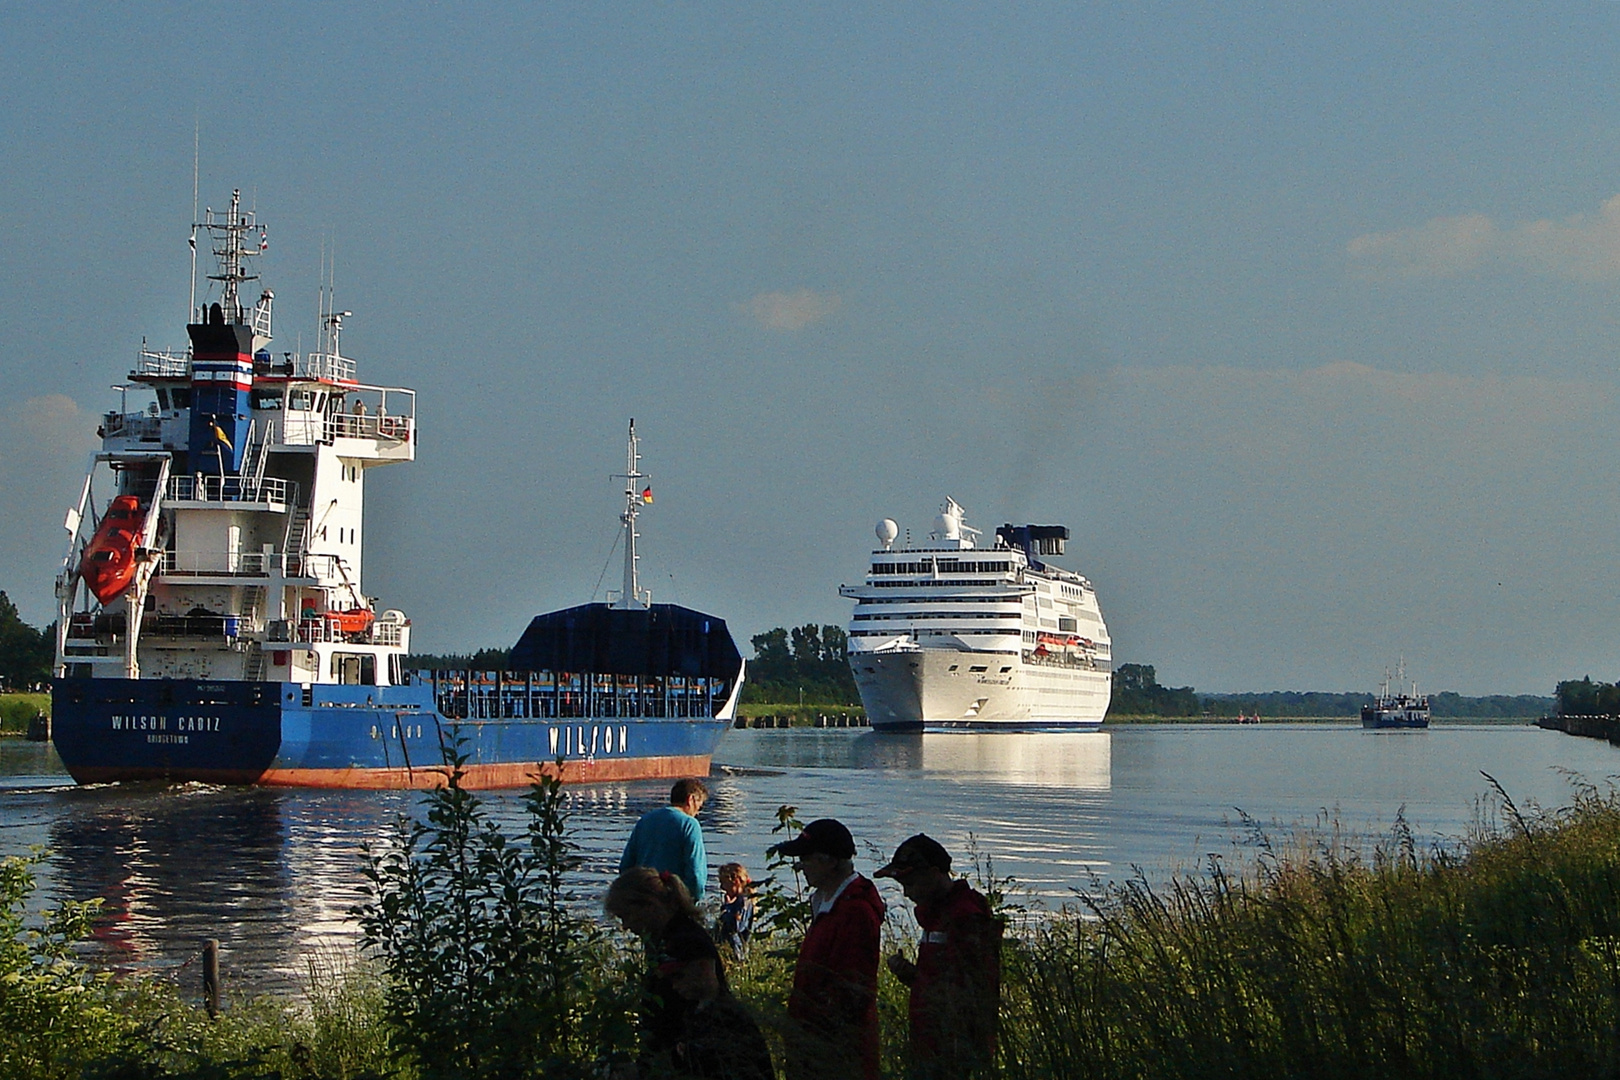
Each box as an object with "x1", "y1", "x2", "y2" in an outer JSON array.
[{"x1": 606, "y1": 867, "x2": 773, "y2": 1080}]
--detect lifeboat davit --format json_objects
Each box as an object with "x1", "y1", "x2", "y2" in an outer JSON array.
[
  {"x1": 80, "y1": 495, "x2": 145, "y2": 604},
  {"x1": 329, "y1": 607, "x2": 375, "y2": 634}
]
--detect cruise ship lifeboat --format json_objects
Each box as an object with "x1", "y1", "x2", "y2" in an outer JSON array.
[{"x1": 80, "y1": 495, "x2": 145, "y2": 604}]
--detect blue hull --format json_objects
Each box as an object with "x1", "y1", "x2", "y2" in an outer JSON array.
[{"x1": 53, "y1": 678, "x2": 730, "y2": 788}]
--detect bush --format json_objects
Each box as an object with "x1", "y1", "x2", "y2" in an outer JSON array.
[
  {"x1": 355, "y1": 752, "x2": 637, "y2": 1078},
  {"x1": 0, "y1": 853, "x2": 133, "y2": 1078}
]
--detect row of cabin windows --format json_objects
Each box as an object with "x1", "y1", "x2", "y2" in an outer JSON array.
[
  {"x1": 852, "y1": 612, "x2": 1012, "y2": 621},
  {"x1": 849, "y1": 628, "x2": 1016, "y2": 637},
  {"x1": 871, "y1": 560, "x2": 1012, "y2": 575},
  {"x1": 865, "y1": 579, "x2": 1005, "y2": 588},
  {"x1": 858, "y1": 596, "x2": 1022, "y2": 606},
  {"x1": 154, "y1": 388, "x2": 341, "y2": 413}
]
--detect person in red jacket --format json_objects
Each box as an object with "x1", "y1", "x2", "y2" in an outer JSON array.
[
  {"x1": 771, "y1": 818, "x2": 886, "y2": 1080},
  {"x1": 878, "y1": 834, "x2": 1001, "y2": 1080}
]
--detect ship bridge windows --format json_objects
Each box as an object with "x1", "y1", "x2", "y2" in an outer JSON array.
[
  {"x1": 168, "y1": 388, "x2": 191, "y2": 409},
  {"x1": 252, "y1": 390, "x2": 284, "y2": 412},
  {"x1": 331, "y1": 652, "x2": 377, "y2": 686},
  {"x1": 871, "y1": 560, "x2": 1011, "y2": 576}
]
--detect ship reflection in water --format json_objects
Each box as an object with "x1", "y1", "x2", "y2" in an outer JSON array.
[
  {"x1": 871, "y1": 732, "x2": 1111, "y2": 790},
  {"x1": 722, "y1": 729, "x2": 1112, "y2": 790},
  {"x1": 13, "y1": 763, "x2": 411, "y2": 993}
]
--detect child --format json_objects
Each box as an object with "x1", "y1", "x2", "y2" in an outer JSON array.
[{"x1": 714, "y1": 862, "x2": 754, "y2": 960}]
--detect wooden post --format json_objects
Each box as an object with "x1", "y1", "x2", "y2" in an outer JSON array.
[{"x1": 203, "y1": 939, "x2": 220, "y2": 1018}]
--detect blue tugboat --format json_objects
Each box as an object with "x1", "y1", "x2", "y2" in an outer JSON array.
[{"x1": 51, "y1": 191, "x2": 741, "y2": 788}]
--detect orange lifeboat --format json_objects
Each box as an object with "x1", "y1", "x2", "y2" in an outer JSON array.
[
  {"x1": 329, "y1": 607, "x2": 375, "y2": 634},
  {"x1": 80, "y1": 495, "x2": 145, "y2": 604}
]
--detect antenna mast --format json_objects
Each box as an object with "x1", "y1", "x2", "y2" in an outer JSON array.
[
  {"x1": 188, "y1": 124, "x2": 199, "y2": 320},
  {"x1": 199, "y1": 188, "x2": 261, "y2": 323},
  {"x1": 611, "y1": 420, "x2": 651, "y2": 609}
]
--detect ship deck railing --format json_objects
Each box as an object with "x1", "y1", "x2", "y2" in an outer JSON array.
[
  {"x1": 324, "y1": 412, "x2": 413, "y2": 443},
  {"x1": 297, "y1": 352, "x2": 356, "y2": 382},
  {"x1": 133, "y1": 347, "x2": 190, "y2": 378},
  {"x1": 161, "y1": 548, "x2": 340, "y2": 580},
  {"x1": 101, "y1": 411, "x2": 169, "y2": 442},
  {"x1": 166, "y1": 475, "x2": 295, "y2": 507},
  {"x1": 412, "y1": 670, "x2": 729, "y2": 722}
]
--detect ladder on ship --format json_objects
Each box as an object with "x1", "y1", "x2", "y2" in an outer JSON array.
[
  {"x1": 239, "y1": 419, "x2": 273, "y2": 501},
  {"x1": 284, "y1": 507, "x2": 310, "y2": 576},
  {"x1": 240, "y1": 584, "x2": 268, "y2": 681}
]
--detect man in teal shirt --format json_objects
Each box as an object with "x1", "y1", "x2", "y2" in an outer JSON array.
[{"x1": 619, "y1": 778, "x2": 709, "y2": 900}]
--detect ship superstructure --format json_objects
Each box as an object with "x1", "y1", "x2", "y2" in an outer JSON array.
[
  {"x1": 840, "y1": 499, "x2": 1111, "y2": 731},
  {"x1": 1361, "y1": 661, "x2": 1430, "y2": 730},
  {"x1": 50, "y1": 191, "x2": 739, "y2": 788},
  {"x1": 56, "y1": 190, "x2": 415, "y2": 691}
]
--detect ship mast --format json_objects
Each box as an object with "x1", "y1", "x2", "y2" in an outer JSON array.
[
  {"x1": 611, "y1": 420, "x2": 651, "y2": 610},
  {"x1": 199, "y1": 188, "x2": 261, "y2": 323}
]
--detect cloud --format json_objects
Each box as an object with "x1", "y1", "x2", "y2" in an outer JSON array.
[
  {"x1": 1347, "y1": 194, "x2": 1620, "y2": 282},
  {"x1": 1345, "y1": 213, "x2": 1498, "y2": 279},
  {"x1": 735, "y1": 288, "x2": 841, "y2": 331}
]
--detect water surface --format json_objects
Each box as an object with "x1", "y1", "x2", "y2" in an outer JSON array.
[{"x1": 0, "y1": 723, "x2": 1612, "y2": 993}]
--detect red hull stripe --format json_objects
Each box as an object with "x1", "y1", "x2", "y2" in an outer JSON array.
[
  {"x1": 259, "y1": 755, "x2": 715, "y2": 789},
  {"x1": 71, "y1": 755, "x2": 715, "y2": 790}
]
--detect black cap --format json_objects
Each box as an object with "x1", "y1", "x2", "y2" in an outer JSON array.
[
  {"x1": 874, "y1": 833, "x2": 952, "y2": 878},
  {"x1": 769, "y1": 818, "x2": 856, "y2": 859}
]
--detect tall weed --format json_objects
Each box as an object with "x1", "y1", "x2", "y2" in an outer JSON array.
[{"x1": 355, "y1": 753, "x2": 636, "y2": 1079}]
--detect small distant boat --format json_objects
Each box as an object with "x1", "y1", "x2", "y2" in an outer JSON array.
[{"x1": 1362, "y1": 661, "x2": 1430, "y2": 729}]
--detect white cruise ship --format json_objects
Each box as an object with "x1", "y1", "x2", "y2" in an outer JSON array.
[{"x1": 839, "y1": 499, "x2": 1112, "y2": 731}]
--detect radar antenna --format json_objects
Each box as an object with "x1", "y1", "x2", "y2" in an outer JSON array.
[
  {"x1": 197, "y1": 188, "x2": 264, "y2": 324},
  {"x1": 610, "y1": 420, "x2": 652, "y2": 609}
]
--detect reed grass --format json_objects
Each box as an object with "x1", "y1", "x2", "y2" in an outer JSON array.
[{"x1": 1000, "y1": 781, "x2": 1620, "y2": 1080}]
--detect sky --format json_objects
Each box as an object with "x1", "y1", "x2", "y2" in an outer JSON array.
[{"x1": 4, "y1": 3, "x2": 1620, "y2": 695}]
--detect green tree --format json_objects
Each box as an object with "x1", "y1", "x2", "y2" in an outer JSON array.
[
  {"x1": 1110, "y1": 663, "x2": 1200, "y2": 717},
  {"x1": 741, "y1": 624, "x2": 859, "y2": 705},
  {"x1": 0, "y1": 593, "x2": 51, "y2": 691}
]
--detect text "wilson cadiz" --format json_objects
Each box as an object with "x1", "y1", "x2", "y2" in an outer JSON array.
[{"x1": 109, "y1": 715, "x2": 222, "y2": 732}]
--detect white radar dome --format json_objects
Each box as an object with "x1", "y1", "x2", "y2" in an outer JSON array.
[{"x1": 876, "y1": 518, "x2": 899, "y2": 549}]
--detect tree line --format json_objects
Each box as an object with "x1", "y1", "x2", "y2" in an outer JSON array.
[
  {"x1": 0, "y1": 593, "x2": 52, "y2": 691},
  {"x1": 1555, "y1": 676, "x2": 1620, "y2": 716},
  {"x1": 743, "y1": 624, "x2": 860, "y2": 705},
  {"x1": 1115, "y1": 662, "x2": 1555, "y2": 718}
]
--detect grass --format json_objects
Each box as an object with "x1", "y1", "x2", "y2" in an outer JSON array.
[
  {"x1": 736, "y1": 702, "x2": 865, "y2": 719},
  {"x1": 0, "y1": 692, "x2": 48, "y2": 735},
  {"x1": 19, "y1": 780, "x2": 1620, "y2": 1077}
]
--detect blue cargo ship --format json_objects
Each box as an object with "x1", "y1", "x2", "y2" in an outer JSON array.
[{"x1": 50, "y1": 190, "x2": 741, "y2": 788}]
